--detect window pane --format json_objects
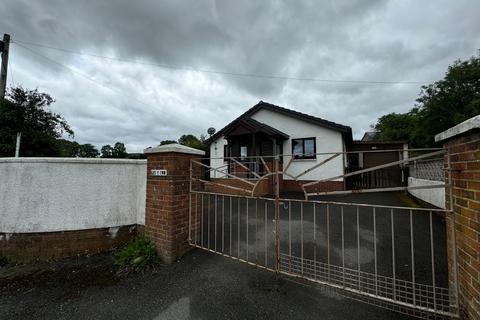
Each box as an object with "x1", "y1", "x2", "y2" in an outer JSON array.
[
  {"x1": 292, "y1": 139, "x2": 303, "y2": 156},
  {"x1": 240, "y1": 146, "x2": 247, "y2": 159},
  {"x1": 304, "y1": 139, "x2": 315, "y2": 156}
]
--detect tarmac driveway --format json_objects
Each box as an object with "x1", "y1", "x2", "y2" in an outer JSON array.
[{"x1": 0, "y1": 249, "x2": 414, "y2": 320}]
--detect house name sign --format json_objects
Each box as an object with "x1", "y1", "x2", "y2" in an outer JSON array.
[{"x1": 151, "y1": 169, "x2": 168, "y2": 176}]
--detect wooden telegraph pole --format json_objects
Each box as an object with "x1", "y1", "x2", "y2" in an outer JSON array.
[
  {"x1": 0, "y1": 33, "x2": 19, "y2": 157},
  {"x1": 0, "y1": 33, "x2": 10, "y2": 98}
]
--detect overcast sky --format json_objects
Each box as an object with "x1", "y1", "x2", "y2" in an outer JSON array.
[{"x1": 1, "y1": 1, "x2": 479, "y2": 152}]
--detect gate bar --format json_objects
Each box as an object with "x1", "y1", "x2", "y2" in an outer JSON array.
[
  {"x1": 373, "y1": 207, "x2": 378, "y2": 296},
  {"x1": 208, "y1": 194, "x2": 211, "y2": 249},
  {"x1": 294, "y1": 153, "x2": 341, "y2": 179},
  {"x1": 193, "y1": 178, "x2": 252, "y2": 194},
  {"x1": 230, "y1": 157, "x2": 261, "y2": 179},
  {"x1": 274, "y1": 155, "x2": 281, "y2": 272},
  {"x1": 391, "y1": 209, "x2": 396, "y2": 301},
  {"x1": 222, "y1": 196, "x2": 225, "y2": 253},
  {"x1": 410, "y1": 210, "x2": 416, "y2": 306},
  {"x1": 429, "y1": 211, "x2": 437, "y2": 312},
  {"x1": 264, "y1": 201, "x2": 268, "y2": 267},
  {"x1": 303, "y1": 150, "x2": 444, "y2": 187},
  {"x1": 191, "y1": 160, "x2": 256, "y2": 186},
  {"x1": 306, "y1": 183, "x2": 447, "y2": 197},
  {"x1": 215, "y1": 194, "x2": 217, "y2": 251},
  {"x1": 357, "y1": 206, "x2": 361, "y2": 290},
  {"x1": 260, "y1": 156, "x2": 271, "y2": 174}
]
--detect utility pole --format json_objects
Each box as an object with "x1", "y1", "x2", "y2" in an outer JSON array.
[
  {"x1": 0, "y1": 33, "x2": 10, "y2": 98},
  {"x1": 0, "y1": 34, "x2": 20, "y2": 157}
]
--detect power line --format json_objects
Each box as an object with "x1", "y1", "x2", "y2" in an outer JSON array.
[
  {"x1": 13, "y1": 39, "x2": 430, "y2": 85},
  {"x1": 14, "y1": 41, "x2": 158, "y2": 112}
]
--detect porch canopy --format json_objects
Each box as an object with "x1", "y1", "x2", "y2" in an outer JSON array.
[{"x1": 223, "y1": 117, "x2": 289, "y2": 162}]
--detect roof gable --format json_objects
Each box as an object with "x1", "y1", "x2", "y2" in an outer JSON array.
[{"x1": 206, "y1": 101, "x2": 352, "y2": 144}]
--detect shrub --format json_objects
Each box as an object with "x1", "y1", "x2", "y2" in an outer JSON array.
[
  {"x1": 0, "y1": 254, "x2": 9, "y2": 267},
  {"x1": 114, "y1": 238, "x2": 158, "y2": 272}
]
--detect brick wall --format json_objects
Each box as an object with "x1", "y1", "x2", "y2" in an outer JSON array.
[
  {"x1": 443, "y1": 131, "x2": 480, "y2": 320},
  {"x1": 144, "y1": 148, "x2": 203, "y2": 264},
  {"x1": 0, "y1": 225, "x2": 137, "y2": 262}
]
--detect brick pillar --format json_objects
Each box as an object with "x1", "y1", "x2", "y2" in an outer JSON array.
[
  {"x1": 144, "y1": 143, "x2": 205, "y2": 264},
  {"x1": 435, "y1": 116, "x2": 480, "y2": 320}
]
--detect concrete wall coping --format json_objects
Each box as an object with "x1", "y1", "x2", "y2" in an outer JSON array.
[
  {"x1": 144, "y1": 143, "x2": 205, "y2": 155},
  {"x1": 435, "y1": 115, "x2": 480, "y2": 142},
  {"x1": 0, "y1": 157, "x2": 147, "y2": 165}
]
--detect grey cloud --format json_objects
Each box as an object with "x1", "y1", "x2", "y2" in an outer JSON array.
[{"x1": 1, "y1": 0, "x2": 479, "y2": 152}]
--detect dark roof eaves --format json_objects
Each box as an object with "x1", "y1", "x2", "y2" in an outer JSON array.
[
  {"x1": 249, "y1": 102, "x2": 352, "y2": 134},
  {"x1": 206, "y1": 101, "x2": 352, "y2": 144}
]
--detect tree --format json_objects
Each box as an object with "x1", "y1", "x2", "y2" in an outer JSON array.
[
  {"x1": 101, "y1": 144, "x2": 114, "y2": 158},
  {"x1": 77, "y1": 144, "x2": 99, "y2": 158},
  {"x1": 0, "y1": 86, "x2": 73, "y2": 156},
  {"x1": 101, "y1": 142, "x2": 127, "y2": 158},
  {"x1": 112, "y1": 142, "x2": 127, "y2": 158},
  {"x1": 55, "y1": 139, "x2": 80, "y2": 157},
  {"x1": 375, "y1": 53, "x2": 480, "y2": 147},
  {"x1": 160, "y1": 140, "x2": 177, "y2": 145},
  {"x1": 374, "y1": 113, "x2": 417, "y2": 142},
  {"x1": 178, "y1": 134, "x2": 206, "y2": 150},
  {"x1": 55, "y1": 139, "x2": 99, "y2": 158}
]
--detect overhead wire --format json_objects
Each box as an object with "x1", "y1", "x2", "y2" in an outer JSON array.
[
  {"x1": 12, "y1": 39, "x2": 431, "y2": 85},
  {"x1": 13, "y1": 41, "x2": 158, "y2": 111}
]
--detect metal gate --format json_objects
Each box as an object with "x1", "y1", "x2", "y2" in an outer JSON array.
[{"x1": 188, "y1": 148, "x2": 458, "y2": 319}]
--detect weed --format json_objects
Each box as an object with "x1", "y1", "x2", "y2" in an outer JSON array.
[{"x1": 114, "y1": 238, "x2": 158, "y2": 273}]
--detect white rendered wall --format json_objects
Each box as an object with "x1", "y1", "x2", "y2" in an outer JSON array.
[
  {"x1": 408, "y1": 177, "x2": 445, "y2": 209},
  {"x1": 0, "y1": 158, "x2": 147, "y2": 233},
  {"x1": 251, "y1": 109, "x2": 345, "y2": 181}
]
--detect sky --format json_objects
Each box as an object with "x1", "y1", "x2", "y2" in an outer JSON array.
[{"x1": 1, "y1": 1, "x2": 479, "y2": 152}]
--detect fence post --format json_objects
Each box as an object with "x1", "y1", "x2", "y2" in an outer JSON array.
[
  {"x1": 435, "y1": 115, "x2": 480, "y2": 319},
  {"x1": 144, "y1": 143, "x2": 205, "y2": 264}
]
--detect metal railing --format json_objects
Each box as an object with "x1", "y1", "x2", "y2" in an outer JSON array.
[
  {"x1": 194, "y1": 148, "x2": 447, "y2": 199},
  {"x1": 188, "y1": 147, "x2": 458, "y2": 319},
  {"x1": 409, "y1": 159, "x2": 444, "y2": 182},
  {"x1": 208, "y1": 160, "x2": 264, "y2": 179},
  {"x1": 189, "y1": 191, "x2": 457, "y2": 318}
]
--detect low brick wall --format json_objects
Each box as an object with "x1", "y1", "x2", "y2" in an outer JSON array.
[{"x1": 0, "y1": 225, "x2": 138, "y2": 262}]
